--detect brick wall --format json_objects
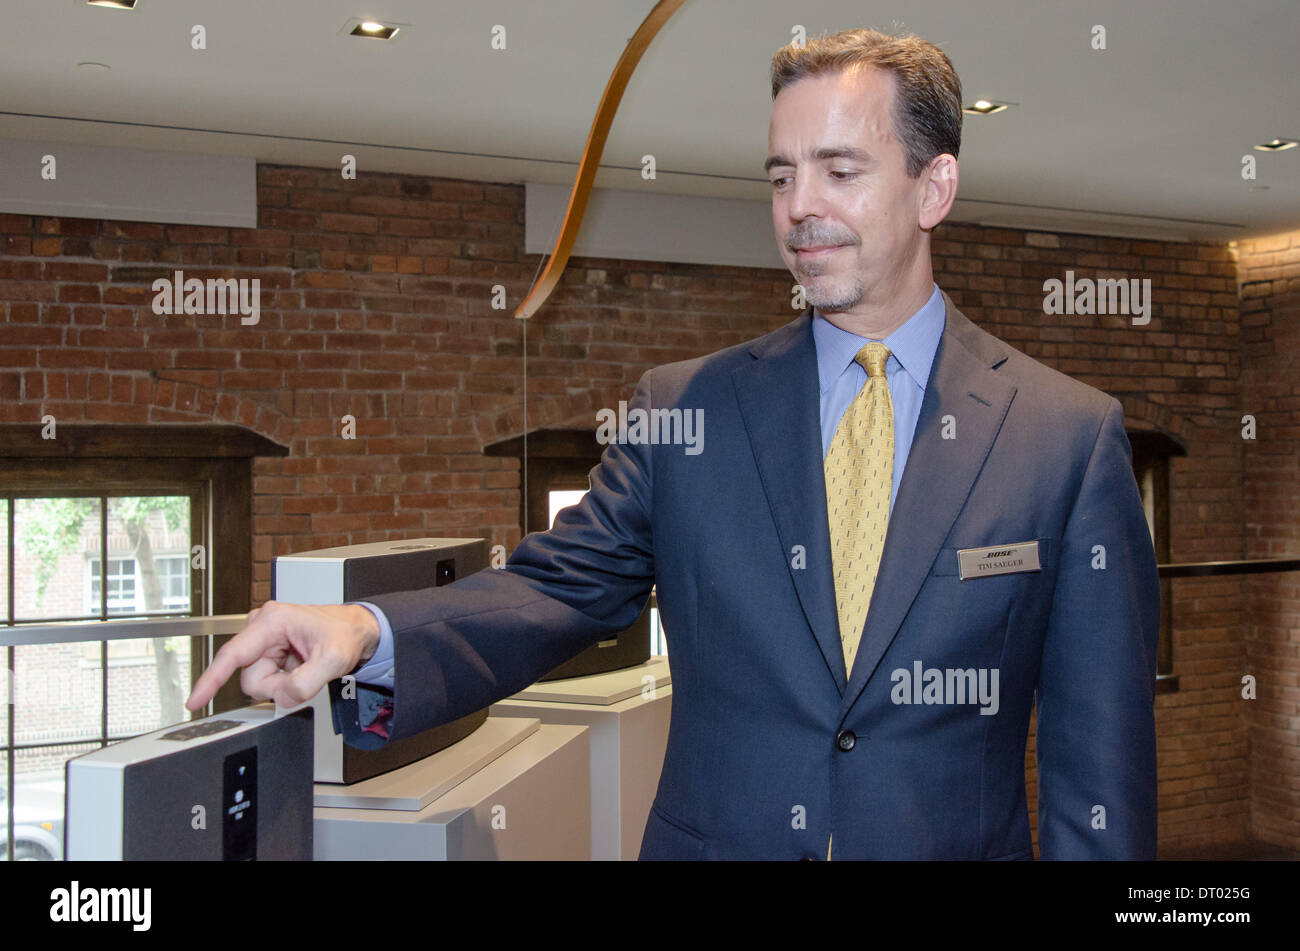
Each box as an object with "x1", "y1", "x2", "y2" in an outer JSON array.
[
  {"x1": 0, "y1": 162, "x2": 1279, "y2": 852},
  {"x1": 1237, "y1": 230, "x2": 1300, "y2": 851}
]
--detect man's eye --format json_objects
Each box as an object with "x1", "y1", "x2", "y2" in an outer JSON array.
[
  {"x1": 770, "y1": 177, "x2": 790, "y2": 189},
  {"x1": 830, "y1": 170, "x2": 857, "y2": 181}
]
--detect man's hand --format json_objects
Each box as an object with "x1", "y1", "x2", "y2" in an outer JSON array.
[{"x1": 185, "y1": 601, "x2": 381, "y2": 713}]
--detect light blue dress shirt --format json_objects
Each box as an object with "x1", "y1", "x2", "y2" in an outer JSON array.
[
  {"x1": 349, "y1": 284, "x2": 947, "y2": 690},
  {"x1": 813, "y1": 282, "x2": 945, "y2": 508}
]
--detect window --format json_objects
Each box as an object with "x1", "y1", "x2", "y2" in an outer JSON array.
[
  {"x1": 1128, "y1": 428, "x2": 1186, "y2": 679},
  {"x1": 88, "y1": 556, "x2": 138, "y2": 615},
  {"x1": 86, "y1": 553, "x2": 192, "y2": 617},
  {"x1": 158, "y1": 555, "x2": 191, "y2": 610},
  {"x1": 1, "y1": 423, "x2": 284, "y2": 860}
]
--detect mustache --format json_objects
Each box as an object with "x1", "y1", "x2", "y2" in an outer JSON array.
[{"x1": 786, "y1": 229, "x2": 859, "y2": 251}]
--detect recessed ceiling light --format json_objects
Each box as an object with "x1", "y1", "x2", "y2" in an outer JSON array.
[
  {"x1": 1253, "y1": 138, "x2": 1297, "y2": 152},
  {"x1": 347, "y1": 18, "x2": 400, "y2": 39},
  {"x1": 85, "y1": 0, "x2": 137, "y2": 9},
  {"x1": 963, "y1": 99, "x2": 1011, "y2": 116}
]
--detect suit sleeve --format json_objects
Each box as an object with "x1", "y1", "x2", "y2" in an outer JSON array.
[
  {"x1": 334, "y1": 370, "x2": 657, "y2": 749},
  {"x1": 1035, "y1": 398, "x2": 1160, "y2": 859}
]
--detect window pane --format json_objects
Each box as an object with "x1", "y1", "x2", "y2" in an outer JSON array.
[
  {"x1": 13, "y1": 498, "x2": 101, "y2": 622},
  {"x1": 0, "y1": 660, "x2": 8, "y2": 774},
  {"x1": 548, "y1": 489, "x2": 588, "y2": 528},
  {"x1": 106, "y1": 496, "x2": 191, "y2": 616},
  {"x1": 87, "y1": 556, "x2": 138, "y2": 617},
  {"x1": 10, "y1": 741, "x2": 97, "y2": 862},
  {"x1": 108, "y1": 636, "x2": 194, "y2": 736},
  {"x1": 13, "y1": 643, "x2": 103, "y2": 749},
  {"x1": 159, "y1": 555, "x2": 192, "y2": 610}
]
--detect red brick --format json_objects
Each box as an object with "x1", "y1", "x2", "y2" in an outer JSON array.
[
  {"x1": 0, "y1": 261, "x2": 41, "y2": 280},
  {"x1": 167, "y1": 225, "x2": 230, "y2": 244},
  {"x1": 43, "y1": 262, "x2": 109, "y2": 282},
  {"x1": 282, "y1": 496, "x2": 339, "y2": 514},
  {"x1": 430, "y1": 181, "x2": 484, "y2": 202},
  {"x1": 84, "y1": 403, "x2": 148, "y2": 423},
  {"x1": 57, "y1": 284, "x2": 102, "y2": 303},
  {"x1": 322, "y1": 213, "x2": 379, "y2": 234},
  {"x1": 38, "y1": 348, "x2": 107, "y2": 369},
  {"x1": 222, "y1": 370, "x2": 284, "y2": 389}
]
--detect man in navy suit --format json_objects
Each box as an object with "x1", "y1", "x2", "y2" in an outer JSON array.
[{"x1": 188, "y1": 28, "x2": 1159, "y2": 860}]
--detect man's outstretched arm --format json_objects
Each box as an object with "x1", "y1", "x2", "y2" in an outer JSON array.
[{"x1": 187, "y1": 370, "x2": 657, "y2": 741}]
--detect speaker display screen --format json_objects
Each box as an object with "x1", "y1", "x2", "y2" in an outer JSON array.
[{"x1": 222, "y1": 747, "x2": 258, "y2": 861}]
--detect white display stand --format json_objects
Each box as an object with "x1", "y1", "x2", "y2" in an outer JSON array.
[
  {"x1": 313, "y1": 716, "x2": 538, "y2": 810},
  {"x1": 313, "y1": 717, "x2": 591, "y2": 860},
  {"x1": 491, "y1": 657, "x2": 671, "y2": 860}
]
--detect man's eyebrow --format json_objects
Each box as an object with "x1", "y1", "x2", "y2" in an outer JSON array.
[
  {"x1": 764, "y1": 146, "x2": 874, "y2": 174},
  {"x1": 813, "y1": 146, "x2": 874, "y2": 164},
  {"x1": 764, "y1": 153, "x2": 793, "y2": 174}
]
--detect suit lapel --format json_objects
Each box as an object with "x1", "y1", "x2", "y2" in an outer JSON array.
[
  {"x1": 839, "y1": 293, "x2": 1018, "y2": 715},
  {"x1": 732, "y1": 311, "x2": 847, "y2": 690}
]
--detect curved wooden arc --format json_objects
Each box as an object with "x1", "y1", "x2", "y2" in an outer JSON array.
[{"x1": 514, "y1": 0, "x2": 688, "y2": 320}]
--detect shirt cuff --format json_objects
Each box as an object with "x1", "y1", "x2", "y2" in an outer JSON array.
[{"x1": 347, "y1": 601, "x2": 396, "y2": 690}]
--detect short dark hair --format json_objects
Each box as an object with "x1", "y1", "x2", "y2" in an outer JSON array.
[{"x1": 770, "y1": 28, "x2": 963, "y2": 179}]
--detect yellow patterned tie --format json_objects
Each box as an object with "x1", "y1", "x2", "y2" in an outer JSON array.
[
  {"x1": 824, "y1": 341, "x2": 893, "y2": 861},
  {"x1": 826, "y1": 342, "x2": 894, "y2": 674}
]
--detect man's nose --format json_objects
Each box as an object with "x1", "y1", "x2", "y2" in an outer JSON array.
[{"x1": 783, "y1": 172, "x2": 830, "y2": 225}]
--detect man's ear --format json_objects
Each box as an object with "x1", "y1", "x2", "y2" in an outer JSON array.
[{"x1": 918, "y1": 154, "x2": 958, "y2": 232}]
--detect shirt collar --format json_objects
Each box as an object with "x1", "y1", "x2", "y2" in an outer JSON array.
[{"x1": 812, "y1": 283, "x2": 945, "y2": 394}]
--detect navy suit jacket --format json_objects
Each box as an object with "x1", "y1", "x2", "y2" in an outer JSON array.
[{"x1": 341, "y1": 291, "x2": 1160, "y2": 860}]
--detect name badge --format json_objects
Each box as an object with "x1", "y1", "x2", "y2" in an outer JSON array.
[{"x1": 957, "y1": 541, "x2": 1041, "y2": 580}]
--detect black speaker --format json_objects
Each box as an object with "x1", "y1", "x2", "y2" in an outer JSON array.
[{"x1": 537, "y1": 598, "x2": 652, "y2": 681}]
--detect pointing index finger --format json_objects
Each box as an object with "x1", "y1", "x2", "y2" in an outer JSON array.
[{"x1": 185, "y1": 611, "x2": 279, "y2": 711}]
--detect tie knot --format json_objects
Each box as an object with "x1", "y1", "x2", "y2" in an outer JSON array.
[{"x1": 855, "y1": 342, "x2": 891, "y2": 379}]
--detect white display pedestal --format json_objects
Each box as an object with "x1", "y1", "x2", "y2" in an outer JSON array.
[
  {"x1": 491, "y1": 657, "x2": 671, "y2": 860},
  {"x1": 313, "y1": 717, "x2": 591, "y2": 860}
]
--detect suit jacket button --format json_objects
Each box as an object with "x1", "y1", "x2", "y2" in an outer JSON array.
[{"x1": 836, "y1": 729, "x2": 856, "y2": 752}]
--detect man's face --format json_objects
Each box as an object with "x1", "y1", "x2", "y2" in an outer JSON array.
[{"x1": 767, "y1": 66, "x2": 931, "y2": 315}]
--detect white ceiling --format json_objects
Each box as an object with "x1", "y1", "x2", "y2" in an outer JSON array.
[{"x1": 1, "y1": 0, "x2": 1297, "y2": 241}]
